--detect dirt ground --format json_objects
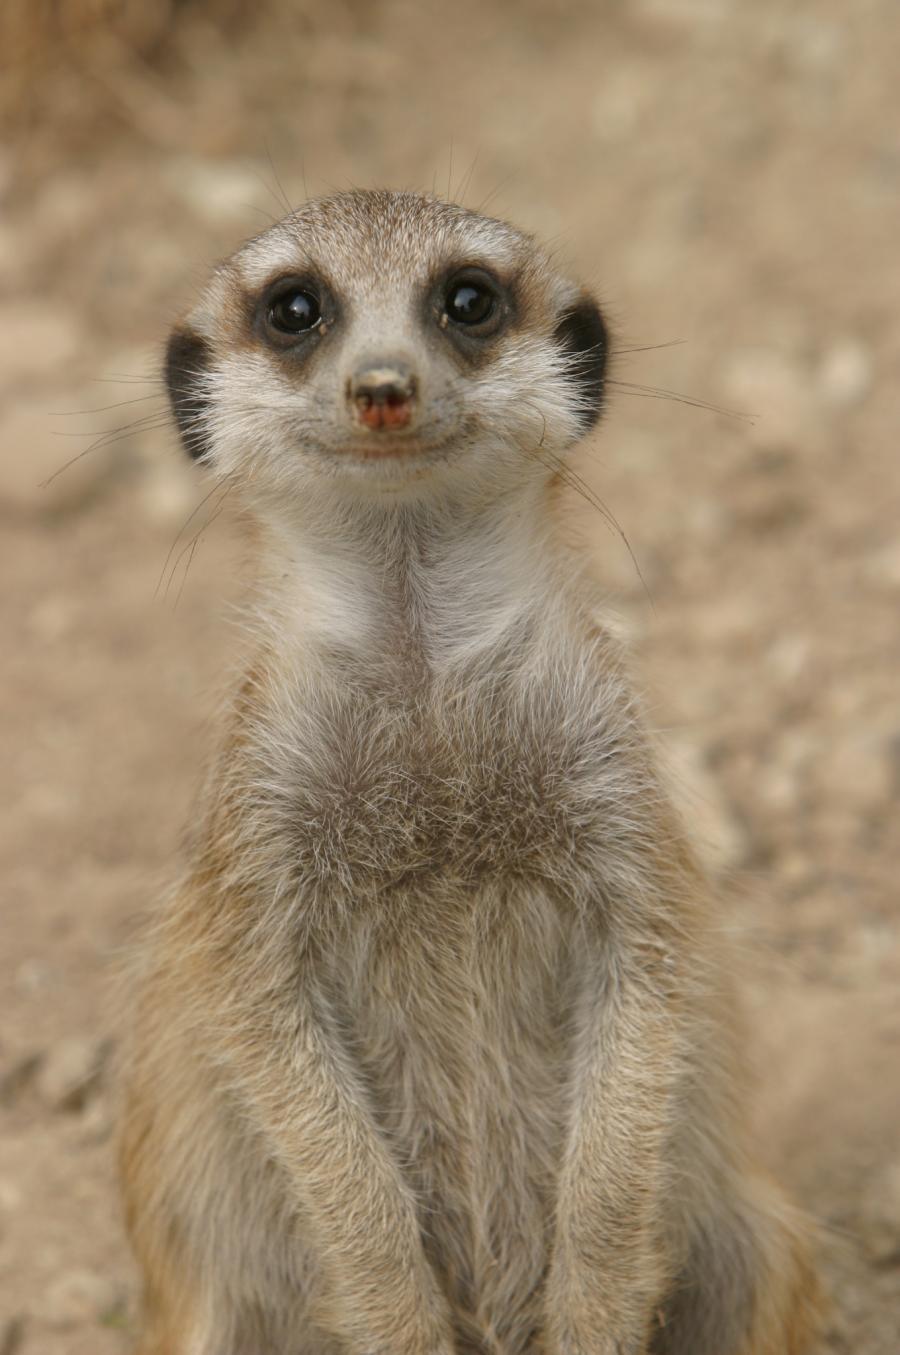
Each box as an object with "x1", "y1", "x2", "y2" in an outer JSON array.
[{"x1": 1, "y1": 1, "x2": 898, "y2": 1350}]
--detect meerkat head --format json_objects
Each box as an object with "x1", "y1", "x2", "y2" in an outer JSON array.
[{"x1": 165, "y1": 190, "x2": 607, "y2": 512}]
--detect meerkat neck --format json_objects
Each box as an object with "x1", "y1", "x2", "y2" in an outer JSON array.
[{"x1": 254, "y1": 479, "x2": 574, "y2": 673}]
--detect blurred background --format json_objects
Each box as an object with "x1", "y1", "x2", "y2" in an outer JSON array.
[{"x1": 1, "y1": 1, "x2": 898, "y2": 1351}]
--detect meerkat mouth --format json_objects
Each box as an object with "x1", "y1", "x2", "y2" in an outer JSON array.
[
  {"x1": 331, "y1": 434, "x2": 455, "y2": 466},
  {"x1": 343, "y1": 441, "x2": 429, "y2": 461}
]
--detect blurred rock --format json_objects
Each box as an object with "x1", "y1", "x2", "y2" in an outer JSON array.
[
  {"x1": 634, "y1": 0, "x2": 733, "y2": 27},
  {"x1": 721, "y1": 347, "x2": 819, "y2": 452},
  {"x1": 859, "y1": 1162, "x2": 900, "y2": 1263},
  {"x1": 0, "y1": 1052, "x2": 42, "y2": 1109},
  {"x1": 758, "y1": 762, "x2": 801, "y2": 815},
  {"x1": 134, "y1": 453, "x2": 197, "y2": 527},
  {"x1": 0, "y1": 1315, "x2": 24, "y2": 1355},
  {"x1": 692, "y1": 593, "x2": 764, "y2": 644},
  {"x1": 865, "y1": 541, "x2": 900, "y2": 591},
  {"x1": 778, "y1": 15, "x2": 844, "y2": 75},
  {"x1": 42, "y1": 1268, "x2": 121, "y2": 1330},
  {"x1": 591, "y1": 63, "x2": 653, "y2": 139},
  {"x1": 0, "y1": 1175, "x2": 24, "y2": 1212},
  {"x1": 729, "y1": 453, "x2": 808, "y2": 534},
  {"x1": 35, "y1": 1037, "x2": 110, "y2": 1115},
  {"x1": 0, "y1": 220, "x2": 17, "y2": 276},
  {"x1": 27, "y1": 596, "x2": 76, "y2": 643},
  {"x1": 0, "y1": 304, "x2": 80, "y2": 388},
  {"x1": 77, "y1": 1094, "x2": 115, "y2": 1147},
  {"x1": 766, "y1": 633, "x2": 811, "y2": 683},
  {"x1": 165, "y1": 157, "x2": 272, "y2": 225},
  {"x1": 665, "y1": 738, "x2": 749, "y2": 871},
  {"x1": 814, "y1": 733, "x2": 894, "y2": 816},
  {"x1": 818, "y1": 337, "x2": 873, "y2": 409},
  {"x1": 14, "y1": 960, "x2": 52, "y2": 994},
  {"x1": 0, "y1": 401, "x2": 116, "y2": 519},
  {"x1": 757, "y1": 728, "x2": 818, "y2": 815}
]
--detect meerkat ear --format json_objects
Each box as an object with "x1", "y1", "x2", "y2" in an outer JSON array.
[
  {"x1": 554, "y1": 293, "x2": 608, "y2": 430},
  {"x1": 165, "y1": 326, "x2": 214, "y2": 462}
]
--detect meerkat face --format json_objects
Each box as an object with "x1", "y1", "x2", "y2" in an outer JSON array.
[{"x1": 165, "y1": 191, "x2": 607, "y2": 508}]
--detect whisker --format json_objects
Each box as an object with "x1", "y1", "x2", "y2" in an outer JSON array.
[
  {"x1": 173, "y1": 536, "x2": 200, "y2": 611},
  {"x1": 608, "y1": 379, "x2": 751, "y2": 423},
  {"x1": 475, "y1": 173, "x2": 517, "y2": 215},
  {"x1": 48, "y1": 411, "x2": 172, "y2": 443},
  {"x1": 49, "y1": 394, "x2": 165, "y2": 416},
  {"x1": 263, "y1": 138, "x2": 297, "y2": 218},
  {"x1": 164, "y1": 480, "x2": 236, "y2": 603},
  {"x1": 90, "y1": 373, "x2": 164, "y2": 386},
  {"x1": 454, "y1": 149, "x2": 480, "y2": 206},
  {"x1": 156, "y1": 473, "x2": 236, "y2": 599},
  {"x1": 243, "y1": 203, "x2": 282, "y2": 228},
  {"x1": 614, "y1": 339, "x2": 687, "y2": 356},
  {"x1": 555, "y1": 454, "x2": 653, "y2": 608},
  {"x1": 41, "y1": 417, "x2": 172, "y2": 487},
  {"x1": 517, "y1": 402, "x2": 654, "y2": 610}
]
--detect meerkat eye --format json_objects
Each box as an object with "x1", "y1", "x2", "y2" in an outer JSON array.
[
  {"x1": 444, "y1": 275, "x2": 497, "y2": 327},
  {"x1": 268, "y1": 288, "x2": 322, "y2": 335}
]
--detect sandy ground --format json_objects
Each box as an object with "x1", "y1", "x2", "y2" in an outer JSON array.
[{"x1": 1, "y1": 1, "x2": 899, "y2": 1350}]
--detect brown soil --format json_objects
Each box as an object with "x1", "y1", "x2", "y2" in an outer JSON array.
[{"x1": 1, "y1": 2, "x2": 898, "y2": 1351}]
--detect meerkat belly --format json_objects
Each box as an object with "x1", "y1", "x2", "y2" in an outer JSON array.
[{"x1": 321, "y1": 883, "x2": 574, "y2": 1332}]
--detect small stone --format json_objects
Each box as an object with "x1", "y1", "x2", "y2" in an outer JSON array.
[
  {"x1": 818, "y1": 337, "x2": 872, "y2": 409},
  {"x1": 35, "y1": 1036, "x2": 110, "y2": 1114},
  {"x1": 43, "y1": 1269, "x2": 121, "y2": 1330},
  {"x1": 859, "y1": 1162, "x2": 900, "y2": 1263}
]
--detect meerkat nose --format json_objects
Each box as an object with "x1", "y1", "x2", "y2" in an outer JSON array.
[{"x1": 349, "y1": 363, "x2": 417, "y2": 431}]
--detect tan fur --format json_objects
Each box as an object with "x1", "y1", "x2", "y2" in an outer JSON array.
[{"x1": 120, "y1": 191, "x2": 824, "y2": 1355}]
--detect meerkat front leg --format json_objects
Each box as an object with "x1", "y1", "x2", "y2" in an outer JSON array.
[
  {"x1": 216, "y1": 988, "x2": 456, "y2": 1355},
  {"x1": 544, "y1": 951, "x2": 677, "y2": 1355}
]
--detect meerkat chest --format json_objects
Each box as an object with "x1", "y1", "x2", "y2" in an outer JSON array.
[{"x1": 259, "y1": 661, "x2": 625, "y2": 907}]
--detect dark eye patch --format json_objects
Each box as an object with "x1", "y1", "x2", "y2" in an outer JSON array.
[
  {"x1": 165, "y1": 327, "x2": 213, "y2": 462},
  {"x1": 554, "y1": 294, "x2": 608, "y2": 430}
]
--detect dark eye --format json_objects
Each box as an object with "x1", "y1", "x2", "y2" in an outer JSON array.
[
  {"x1": 445, "y1": 278, "x2": 496, "y2": 326},
  {"x1": 268, "y1": 289, "x2": 322, "y2": 334}
]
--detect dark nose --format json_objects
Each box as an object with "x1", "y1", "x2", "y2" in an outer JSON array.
[{"x1": 349, "y1": 363, "x2": 417, "y2": 431}]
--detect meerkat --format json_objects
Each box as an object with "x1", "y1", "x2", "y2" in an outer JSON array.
[{"x1": 119, "y1": 189, "x2": 823, "y2": 1355}]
